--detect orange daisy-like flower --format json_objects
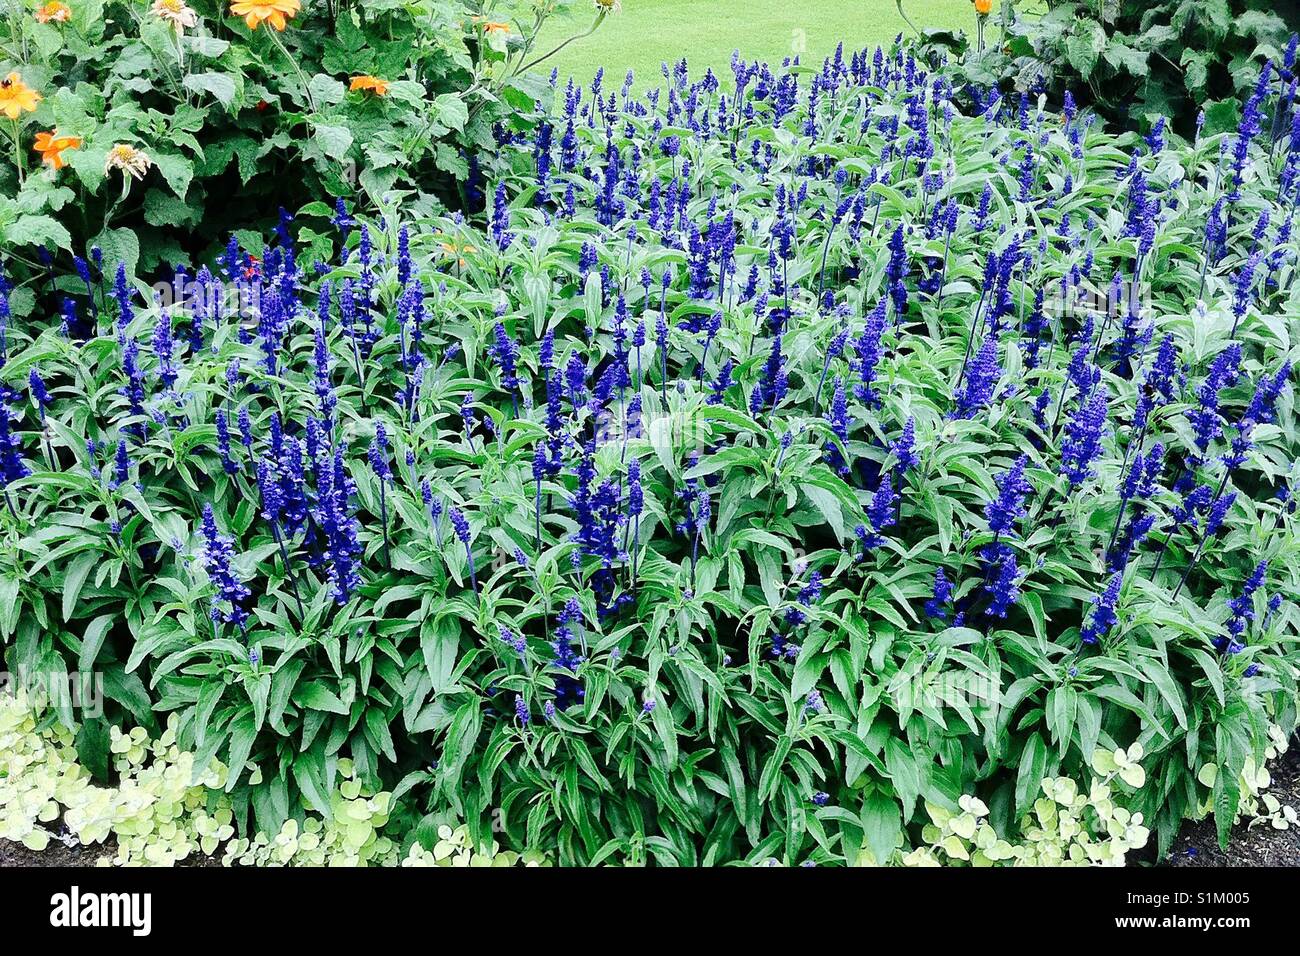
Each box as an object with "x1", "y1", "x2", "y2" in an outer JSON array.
[
  {"x1": 482, "y1": 21, "x2": 510, "y2": 33},
  {"x1": 0, "y1": 72, "x2": 41, "y2": 120},
  {"x1": 32, "y1": 130, "x2": 81, "y2": 170},
  {"x1": 349, "y1": 75, "x2": 389, "y2": 96},
  {"x1": 35, "y1": 1, "x2": 72, "y2": 22},
  {"x1": 973, "y1": 0, "x2": 992, "y2": 14},
  {"x1": 229, "y1": 0, "x2": 299, "y2": 31}
]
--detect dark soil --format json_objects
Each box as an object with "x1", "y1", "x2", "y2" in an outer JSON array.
[
  {"x1": 0, "y1": 830, "x2": 222, "y2": 867},
  {"x1": 1163, "y1": 743, "x2": 1300, "y2": 867},
  {"x1": 0, "y1": 833, "x2": 110, "y2": 867}
]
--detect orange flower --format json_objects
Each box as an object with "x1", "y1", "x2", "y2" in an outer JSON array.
[
  {"x1": 229, "y1": 0, "x2": 299, "y2": 31},
  {"x1": 482, "y1": 21, "x2": 510, "y2": 34},
  {"x1": 349, "y1": 75, "x2": 389, "y2": 96},
  {"x1": 34, "y1": 1, "x2": 72, "y2": 22},
  {"x1": 440, "y1": 241, "x2": 476, "y2": 267},
  {"x1": 0, "y1": 73, "x2": 41, "y2": 120},
  {"x1": 32, "y1": 130, "x2": 81, "y2": 170},
  {"x1": 973, "y1": 0, "x2": 992, "y2": 14}
]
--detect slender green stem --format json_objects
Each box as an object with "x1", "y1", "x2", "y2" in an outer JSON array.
[
  {"x1": 516, "y1": 12, "x2": 606, "y2": 74},
  {"x1": 9, "y1": 119, "x2": 24, "y2": 185},
  {"x1": 267, "y1": 28, "x2": 317, "y2": 113},
  {"x1": 895, "y1": 0, "x2": 922, "y2": 40}
]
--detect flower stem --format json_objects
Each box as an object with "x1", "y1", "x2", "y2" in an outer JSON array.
[{"x1": 268, "y1": 29, "x2": 317, "y2": 113}]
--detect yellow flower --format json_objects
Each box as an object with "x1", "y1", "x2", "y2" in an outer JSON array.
[
  {"x1": 32, "y1": 130, "x2": 81, "y2": 170},
  {"x1": 482, "y1": 21, "x2": 510, "y2": 34},
  {"x1": 34, "y1": 1, "x2": 72, "y2": 22},
  {"x1": 973, "y1": 0, "x2": 992, "y2": 14},
  {"x1": 0, "y1": 73, "x2": 41, "y2": 120},
  {"x1": 104, "y1": 143, "x2": 153, "y2": 180},
  {"x1": 151, "y1": 0, "x2": 198, "y2": 30},
  {"x1": 229, "y1": 0, "x2": 300, "y2": 31},
  {"x1": 349, "y1": 75, "x2": 389, "y2": 96},
  {"x1": 592, "y1": 0, "x2": 620, "y2": 12}
]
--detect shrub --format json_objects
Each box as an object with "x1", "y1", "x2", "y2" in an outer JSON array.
[
  {"x1": 0, "y1": 0, "x2": 606, "y2": 278},
  {"x1": 1, "y1": 38, "x2": 1298, "y2": 866},
  {"x1": 921, "y1": 1, "x2": 1291, "y2": 136}
]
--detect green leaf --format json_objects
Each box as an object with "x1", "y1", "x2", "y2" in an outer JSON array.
[
  {"x1": 1065, "y1": 20, "x2": 1106, "y2": 77},
  {"x1": 78, "y1": 615, "x2": 114, "y2": 673},
  {"x1": 1140, "y1": 659, "x2": 1188, "y2": 731},
  {"x1": 225, "y1": 712, "x2": 258, "y2": 791},
  {"x1": 309, "y1": 73, "x2": 347, "y2": 106},
  {"x1": 292, "y1": 680, "x2": 348, "y2": 715},
  {"x1": 293, "y1": 749, "x2": 333, "y2": 819},
  {"x1": 89, "y1": 227, "x2": 140, "y2": 276},
  {"x1": 62, "y1": 553, "x2": 97, "y2": 622},
  {"x1": 75, "y1": 717, "x2": 111, "y2": 782},
  {"x1": 183, "y1": 72, "x2": 238, "y2": 109},
  {"x1": 153, "y1": 152, "x2": 195, "y2": 199},
  {"x1": 432, "y1": 93, "x2": 468, "y2": 132},
  {"x1": 6, "y1": 215, "x2": 72, "y2": 251},
  {"x1": 313, "y1": 124, "x2": 354, "y2": 161},
  {"x1": 1103, "y1": 41, "x2": 1149, "y2": 78},
  {"x1": 1015, "y1": 732, "x2": 1048, "y2": 813},
  {"x1": 860, "y1": 788, "x2": 901, "y2": 864}
]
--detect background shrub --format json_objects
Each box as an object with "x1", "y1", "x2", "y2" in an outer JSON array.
[
  {"x1": 0, "y1": 0, "x2": 602, "y2": 279},
  {"x1": 921, "y1": 1, "x2": 1292, "y2": 136}
]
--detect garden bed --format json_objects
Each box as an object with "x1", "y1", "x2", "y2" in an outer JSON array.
[{"x1": 1, "y1": 2, "x2": 1299, "y2": 867}]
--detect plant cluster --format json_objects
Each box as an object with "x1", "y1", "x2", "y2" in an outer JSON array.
[
  {"x1": 3, "y1": 686, "x2": 1152, "y2": 866},
  {"x1": 0, "y1": 0, "x2": 609, "y2": 279},
  {"x1": 0, "y1": 689, "x2": 548, "y2": 864},
  {"x1": 1193, "y1": 723, "x2": 1297, "y2": 831},
  {"x1": 1, "y1": 688, "x2": 235, "y2": 860},
  {"x1": 1, "y1": 34, "x2": 1299, "y2": 866},
  {"x1": 901, "y1": 758, "x2": 1151, "y2": 866},
  {"x1": 919, "y1": 1, "x2": 1292, "y2": 137}
]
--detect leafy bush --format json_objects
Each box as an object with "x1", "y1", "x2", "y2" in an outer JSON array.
[
  {"x1": 921, "y1": 1, "x2": 1291, "y2": 136},
  {"x1": 0, "y1": 0, "x2": 604, "y2": 276},
  {"x1": 1, "y1": 37, "x2": 1298, "y2": 866}
]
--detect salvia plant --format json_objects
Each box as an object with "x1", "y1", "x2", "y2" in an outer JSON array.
[{"x1": 0, "y1": 35, "x2": 1298, "y2": 866}]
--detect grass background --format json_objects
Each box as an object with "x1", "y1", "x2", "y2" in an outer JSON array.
[{"x1": 529, "y1": 0, "x2": 981, "y2": 86}]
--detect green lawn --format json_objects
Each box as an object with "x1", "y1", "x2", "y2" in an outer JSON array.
[{"x1": 529, "y1": 0, "x2": 978, "y2": 86}]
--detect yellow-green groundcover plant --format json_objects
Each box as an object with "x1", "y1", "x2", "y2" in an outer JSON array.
[{"x1": 0, "y1": 689, "x2": 548, "y2": 865}]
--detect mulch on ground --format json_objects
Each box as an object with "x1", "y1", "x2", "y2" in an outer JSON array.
[
  {"x1": 0, "y1": 833, "x2": 221, "y2": 867},
  {"x1": 1164, "y1": 743, "x2": 1300, "y2": 867}
]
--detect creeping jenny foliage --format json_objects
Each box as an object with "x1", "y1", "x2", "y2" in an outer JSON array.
[{"x1": 1, "y1": 40, "x2": 1299, "y2": 865}]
